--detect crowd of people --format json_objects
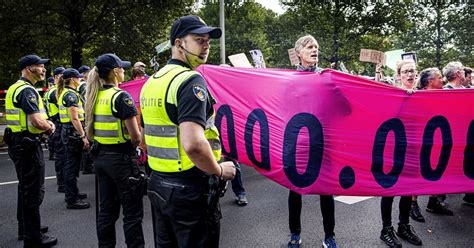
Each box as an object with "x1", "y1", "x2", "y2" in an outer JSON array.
[{"x1": 4, "y1": 14, "x2": 473, "y2": 248}]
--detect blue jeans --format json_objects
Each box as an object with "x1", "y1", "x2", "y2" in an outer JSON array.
[{"x1": 231, "y1": 162, "x2": 246, "y2": 197}]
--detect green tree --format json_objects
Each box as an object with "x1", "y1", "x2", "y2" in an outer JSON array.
[
  {"x1": 276, "y1": 1, "x2": 410, "y2": 72},
  {"x1": 393, "y1": 2, "x2": 472, "y2": 69},
  {"x1": 0, "y1": 0, "x2": 194, "y2": 88},
  {"x1": 199, "y1": 1, "x2": 277, "y2": 66}
]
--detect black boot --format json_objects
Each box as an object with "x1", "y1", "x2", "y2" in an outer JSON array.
[
  {"x1": 18, "y1": 226, "x2": 48, "y2": 240},
  {"x1": 397, "y1": 224, "x2": 422, "y2": 246},
  {"x1": 380, "y1": 226, "x2": 402, "y2": 248},
  {"x1": 426, "y1": 197, "x2": 453, "y2": 215},
  {"x1": 409, "y1": 201, "x2": 425, "y2": 222}
]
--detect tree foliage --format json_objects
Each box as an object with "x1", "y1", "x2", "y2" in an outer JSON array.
[
  {"x1": 0, "y1": 0, "x2": 194, "y2": 88},
  {"x1": 0, "y1": 0, "x2": 472, "y2": 89}
]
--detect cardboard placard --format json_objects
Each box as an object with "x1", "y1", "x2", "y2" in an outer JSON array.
[
  {"x1": 360, "y1": 49, "x2": 386, "y2": 65},
  {"x1": 228, "y1": 53, "x2": 253, "y2": 68},
  {"x1": 288, "y1": 48, "x2": 299, "y2": 66},
  {"x1": 249, "y1": 49, "x2": 266, "y2": 68}
]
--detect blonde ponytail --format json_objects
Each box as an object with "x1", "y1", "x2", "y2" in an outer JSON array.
[
  {"x1": 55, "y1": 75, "x2": 65, "y2": 101},
  {"x1": 85, "y1": 67, "x2": 106, "y2": 139}
]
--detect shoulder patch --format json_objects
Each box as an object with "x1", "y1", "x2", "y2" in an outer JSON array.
[
  {"x1": 124, "y1": 97, "x2": 134, "y2": 107},
  {"x1": 27, "y1": 93, "x2": 37, "y2": 103},
  {"x1": 192, "y1": 84, "x2": 207, "y2": 102}
]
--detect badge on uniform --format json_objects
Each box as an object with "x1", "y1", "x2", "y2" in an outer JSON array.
[
  {"x1": 193, "y1": 84, "x2": 207, "y2": 102},
  {"x1": 27, "y1": 93, "x2": 36, "y2": 103},
  {"x1": 124, "y1": 97, "x2": 134, "y2": 107},
  {"x1": 68, "y1": 95, "x2": 75, "y2": 102}
]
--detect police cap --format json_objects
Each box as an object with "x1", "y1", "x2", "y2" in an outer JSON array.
[
  {"x1": 53, "y1": 67, "x2": 66, "y2": 76},
  {"x1": 95, "y1": 53, "x2": 131, "y2": 75},
  {"x1": 19, "y1": 54, "x2": 49, "y2": 70},
  {"x1": 78, "y1": 65, "x2": 91, "y2": 73},
  {"x1": 170, "y1": 15, "x2": 222, "y2": 45},
  {"x1": 62, "y1": 68, "x2": 84, "y2": 80}
]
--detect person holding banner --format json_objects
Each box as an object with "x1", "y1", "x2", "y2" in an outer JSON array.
[
  {"x1": 379, "y1": 60, "x2": 422, "y2": 248},
  {"x1": 441, "y1": 62, "x2": 474, "y2": 207},
  {"x1": 140, "y1": 15, "x2": 235, "y2": 247},
  {"x1": 287, "y1": 35, "x2": 337, "y2": 248},
  {"x1": 463, "y1": 67, "x2": 472, "y2": 88},
  {"x1": 409, "y1": 68, "x2": 454, "y2": 221},
  {"x1": 443, "y1": 61, "x2": 466, "y2": 89}
]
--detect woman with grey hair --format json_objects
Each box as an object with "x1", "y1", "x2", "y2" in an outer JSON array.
[{"x1": 286, "y1": 35, "x2": 337, "y2": 248}]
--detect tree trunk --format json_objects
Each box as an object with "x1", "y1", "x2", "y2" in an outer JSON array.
[
  {"x1": 435, "y1": 4, "x2": 443, "y2": 69},
  {"x1": 332, "y1": 1, "x2": 341, "y2": 67},
  {"x1": 69, "y1": 8, "x2": 83, "y2": 69}
]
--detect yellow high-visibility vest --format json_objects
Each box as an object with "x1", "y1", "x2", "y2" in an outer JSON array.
[
  {"x1": 93, "y1": 87, "x2": 130, "y2": 144},
  {"x1": 43, "y1": 85, "x2": 59, "y2": 118},
  {"x1": 58, "y1": 87, "x2": 84, "y2": 123},
  {"x1": 5, "y1": 80, "x2": 48, "y2": 134},
  {"x1": 140, "y1": 64, "x2": 221, "y2": 173}
]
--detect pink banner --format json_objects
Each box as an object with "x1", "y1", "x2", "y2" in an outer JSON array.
[
  {"x1": 195, "y1": 65, "x2": 474, "y2": 196},
  {"x1": 120, "y1": 78, "x2": 148, "y2": 107},
  {"x1": 122, "y1": 65, "x2": 474, "y2": 196}
]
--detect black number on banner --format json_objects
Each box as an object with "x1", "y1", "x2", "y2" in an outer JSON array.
[
  {"x1": 464, "y1": 120, "x2": 474, "y2": 179},
  {"x1": 244, "y1": 109, "x2": 270, "y2": 171},
  {"x1": 420, "y1": 116, "x2": 452, "y2": 181},
  {"x1": 371, "y1": 118, "x2": 407, "y2": 188},
  {"x1": 215, "y1": 104, "x2": 238, "y2": 159},
  {"x1": 283, "y1": 113, "x2": 324, "y2": 188}
]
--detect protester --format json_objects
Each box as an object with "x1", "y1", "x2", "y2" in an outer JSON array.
[
  {"x1": 409, "y1": 68, "x2": 454, "y2": 223},
  {"x1": 463, "y1": 67, "x2": 472, "y2": 88},
  {"x1": 442, "y1": 61, "x2": 465, "y2": 89},
  {"x1": 287, "y1": 35, "x2": 337, "y2": 248},
  {"x1": 379, "y1": 60, "x2": 422, "y2": 248},
  {"x1": 131, "y1": 62, "x2": 147, "y2": 80},
  {"x1": 84, "y1": 53, "x2": 145, "y2": 247},
  {"x1": 5, "y1": 54, "x2": 57, "y2": 247},
  {"x1": 57, "y1": 68, "x2": 90, "y2": 209},
  {"x1": 140, "y1": 15, "x2": 235, "y2": 247}
]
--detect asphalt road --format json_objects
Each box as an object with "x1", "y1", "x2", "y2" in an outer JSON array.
[{"x1": 0, "y1": 149, "x2": 473, "y2": 247}]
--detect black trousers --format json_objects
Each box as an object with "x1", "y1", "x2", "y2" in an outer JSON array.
[
  {"x1": 52, "y1": 122, "x2": 64, "y2": 186},
  {"x1": 95, "y1": 147, "x2": 144, "y2": 248},
  {"x1": 81, "y1": 150, "x2": 94, "y2": 172},
  {"x1": 47, "y1": 120, "x2": 60, "y2": 157},
  {"x1": 8, "y1": 134, "x2": 45, "y2": 246},
  {"x1": 148, "y1": 169, "x2": 221, "y2": 248},
  {"x1": 381, "y1": 196, "x2": 411, "y2": 228},
  {"x1": 288, "y1": 190, "x2": 335, "y2": 238},
  {"x1": 61, "y1": 125, "x2": 83, "y2": 203}
]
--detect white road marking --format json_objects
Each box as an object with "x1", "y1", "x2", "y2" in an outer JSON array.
[
  {"x1": 335, "y1": 196, "x2": 374, "y2": 204},
  {"x1": 0, "y1": 176, "x2": 56, "y2": 186},
  {"x1": 0, "y1": 148, "x2": 48, "y2": 155}
]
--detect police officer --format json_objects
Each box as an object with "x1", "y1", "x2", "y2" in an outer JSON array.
[
  {"x1": 77, "y1": 65, "x2": 94, "y2": 174},
  {"x1": 45, "y1": 67, "x2": 64, "y2": 161},
  {"x1": 57, "y1": 68, "x2": 90, "y2": 209},
  {"x1": 77, "y1": 65, "x2": 90, "y2": 99},
  {"x1": 5, "y1": 54, "x2": 57, "y2": 247},
  {"x1": 43, "y1": 75, "x2": 66, "y2": 193},
  {"x1": 140, "y1": 15, "x2": 236, "y2": 247},
  {"x1": 44, "y1": 77, "x2": 56, "y2": 160},
  {"x1": 84, "y1": 53, "x2": 145, "y2": 247}
]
